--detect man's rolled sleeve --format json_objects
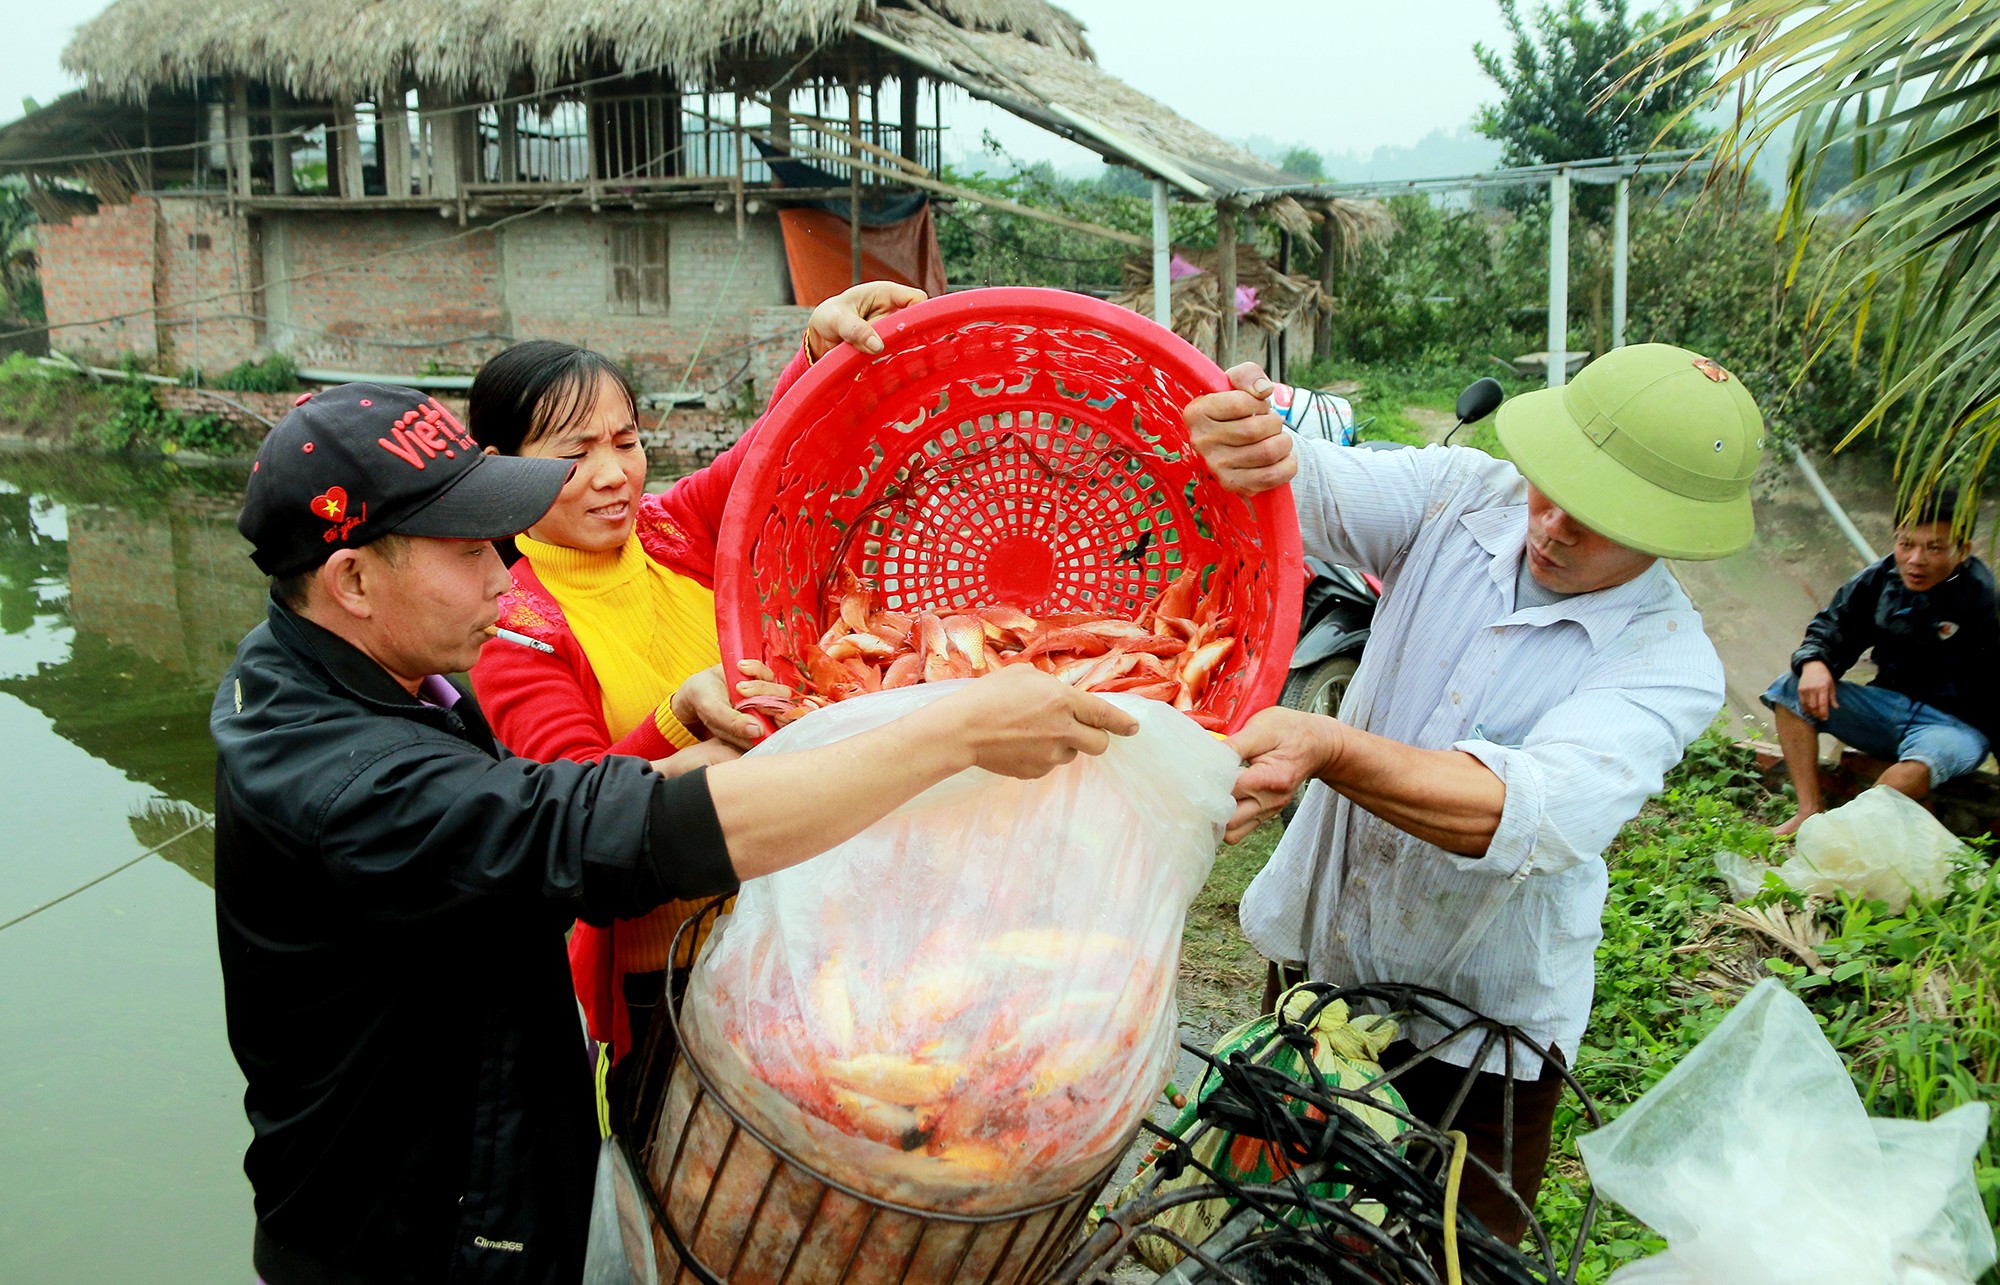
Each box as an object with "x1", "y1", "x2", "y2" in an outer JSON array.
[
  {"x1": 1449, "y1": 738, "x2": 1557, "y2": 879},
  {"x1": 1440, "y1": 658, "x2": 1723, "y2": 881}
]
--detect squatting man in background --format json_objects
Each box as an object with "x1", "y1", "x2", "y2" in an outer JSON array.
[
  {"x1": 211, "y1": 384, "x2": 1136, "y2": 1284},
  {"x1": 1763, "y1": 486, "x2": 1998, "y2": 836},
  {"x1": 1184, "y1": 344, "x2": 1765, "y2": 1241}
]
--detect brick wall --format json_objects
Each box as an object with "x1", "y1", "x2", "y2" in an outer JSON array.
[
  {"x1": 261, "y1": 210, "x2": 509, "y2": 372},
  {"x1": 39, "y1": 196, "x2": 159, "y2": 362},
  {"x1": 154, "y1": 197, "x2": 261, "y2": 373},
  {"x1": 40, "y1": 198, "x2": 804, "y2": 429},
  {"x1": 503, "y1": 212, "x2": 791, "y2": 390}
]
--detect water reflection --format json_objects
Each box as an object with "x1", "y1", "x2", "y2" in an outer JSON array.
[{"x1": 0, "y1": 448, "x2": 265, "y2": 1283}]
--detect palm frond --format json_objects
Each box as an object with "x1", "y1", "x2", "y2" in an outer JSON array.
[{"x1": 1640, "y1": 0, "x2": 2000, "y2": 525}]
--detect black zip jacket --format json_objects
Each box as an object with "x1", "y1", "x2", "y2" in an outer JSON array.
[
  {"x1": 1791, "y1": 554, "x2": 2000, "y2": 746},
  {"x1": 211, "y1": 600, "x2": 738, "y2": 1285}
]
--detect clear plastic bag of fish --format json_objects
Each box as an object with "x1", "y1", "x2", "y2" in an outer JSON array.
[{"x1": 675, "y1": 681, "x2": 1236, "y2": 1213}]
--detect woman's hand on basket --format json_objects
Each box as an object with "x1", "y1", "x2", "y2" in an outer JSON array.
[
  {"x1": 806, "y1": 281, "x2": 928, "y2": 360},
  {"x1": 933, "y1": 665, "x2": 1140, "y2": 779},
  {"x1": 1184, "y1": 362, "x2": 1297, "y2": 496},
  {"x1": 670, "y1": 662, "x2": 778, "y2": 750}
]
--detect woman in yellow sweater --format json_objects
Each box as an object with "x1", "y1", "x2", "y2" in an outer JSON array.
[{"x1": 468, "y1": 282, "x2": 925, "y2": 1099}]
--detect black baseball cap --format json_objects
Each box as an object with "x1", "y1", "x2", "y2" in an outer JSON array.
[{"x1": 239, "y1": 383, "x2": 573, "y2": 575}]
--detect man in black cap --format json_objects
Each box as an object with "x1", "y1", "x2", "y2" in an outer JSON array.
[{"x1": 214, "y1": 384, "x2": 1135, "y2": 1285}]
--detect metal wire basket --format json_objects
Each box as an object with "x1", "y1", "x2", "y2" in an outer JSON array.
[
  {"x1": 1047, "y1": 982, "x2": 1605, "y2": 1285},
  {"x1": 620, "y1": 900, "x2": 1123, "y2": 1285}
]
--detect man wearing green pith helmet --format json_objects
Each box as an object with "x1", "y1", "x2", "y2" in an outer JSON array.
[{"x1": 1185, "y1": 344, "x2": 1764, "y2": 1242}]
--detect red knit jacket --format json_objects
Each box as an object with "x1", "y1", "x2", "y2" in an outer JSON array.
[{"x1": 468, "y1": 347, "x2": 810, "y2": 1057}]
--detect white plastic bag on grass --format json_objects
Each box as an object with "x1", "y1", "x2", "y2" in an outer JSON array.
[
  {"x1": 676, "y1": 682, "x2": 1237, "y2": 1213},
  {"x1": 1577, "y1": 979, "x2": 1995, "y2": 1285},
  {"x1": 1783, "y1": 786, "x2": 1958, "y2": 913}
]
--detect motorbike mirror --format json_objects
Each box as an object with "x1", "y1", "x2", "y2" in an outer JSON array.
[{"x1": 1455, "y1": 377, "x2": 1505, "y2": 426}]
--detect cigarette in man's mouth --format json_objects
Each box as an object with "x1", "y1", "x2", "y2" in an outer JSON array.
[{"x1": 483, "y1": 625, "x2": 555, "y2": 654}]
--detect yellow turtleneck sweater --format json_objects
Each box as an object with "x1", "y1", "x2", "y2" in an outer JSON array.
[{"x1": 518, "y1": 529, "x2": 724, "y2": 971}]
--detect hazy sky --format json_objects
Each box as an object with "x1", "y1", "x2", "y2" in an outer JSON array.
[{"x1": 0, "y1": 0, "x2": 1516, "y2": 161}]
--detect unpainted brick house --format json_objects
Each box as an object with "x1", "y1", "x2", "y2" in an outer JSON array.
[{"x1": 0, "y1": 0, "x2": 1360, "y2": 458}]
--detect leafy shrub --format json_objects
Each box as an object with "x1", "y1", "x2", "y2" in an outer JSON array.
[
  {"x1": 211, "y1": 353, "x2": 301, "y2": 394},
  {"x1": 95, "y1": 357, "x2": 236, "y2": 454}
]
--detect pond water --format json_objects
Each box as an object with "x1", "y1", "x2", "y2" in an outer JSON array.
[{"x1": 0, "y1": 448, "x2": 265, "y2": 1282}]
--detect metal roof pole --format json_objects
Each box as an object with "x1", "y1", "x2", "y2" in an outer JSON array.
[
  {"x1": 1612, "y1": 175, "x2": 1629, "y2": 351},
  {"x1": 1216, "y1": 202, "x2": 1237, "y2": 369},
  {"x1": 1548, "y1": 168, "x2": 1570, "y2": 388},
  {"x1": 1151, "y1": 178, "x2": 1171, "y2": 327}
]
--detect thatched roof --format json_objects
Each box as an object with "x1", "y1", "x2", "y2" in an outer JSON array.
[
  {"x1": 60, "y1": 0, "x2": 1358, "y2": 207},
  {"x1": 856, "y1": 8, "x2": 1306, "y2": 202},
  {"x1": 63, "y1": 0, "x2": 1090, "y2": 103}
]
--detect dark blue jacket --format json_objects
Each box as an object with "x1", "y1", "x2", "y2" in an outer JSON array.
[
  {"x1": 211, "y1": 600, "x2": 735, "y2": 1284},
  {"x1": 1791, "y1": 555, "x2": 2000, "y2": 745}
]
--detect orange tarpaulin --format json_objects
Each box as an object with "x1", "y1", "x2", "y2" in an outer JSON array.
[{"x1": 778, "y1": 205, "x2": 949, "y2": 308}]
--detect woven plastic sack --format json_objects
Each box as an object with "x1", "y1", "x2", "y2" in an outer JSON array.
[
  {"x1": 1106, "y1": 990, "x2": 1407, "y2": 1271},
  {"x1": 678, "y1": 682, "x2": 1236, "y2": 1214},
  {"x1": 1783, "y1": 786, "x2": 1959, "y2": 913},
  {"x1": 1578, "y1": 979, "x2": 1995, "y2": 1284}
]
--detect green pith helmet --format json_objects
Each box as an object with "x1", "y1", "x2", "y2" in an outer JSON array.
[{"x1": 1495, "y1": 344, "x2": 1766, "y2": 560}]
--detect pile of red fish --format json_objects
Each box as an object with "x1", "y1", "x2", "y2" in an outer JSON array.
[{"x1": 741, "y1": 567, "x2": 1237, "y2": 730}]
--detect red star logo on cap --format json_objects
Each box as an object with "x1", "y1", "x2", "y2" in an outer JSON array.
[
  {"x1": 310, "y1": 486, "x2": 348, "y2": 522},
  {"x1": 1692, "y1": 357, "x2": 1730, "y2": 382}
]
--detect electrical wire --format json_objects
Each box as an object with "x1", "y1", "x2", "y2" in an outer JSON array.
[
  {"x1": 1443, "y1": 1129, "x2": 1469, "y2": 1285},
  {"x1": 0, "y1": 813, "x2": 213, "y2": 935}
]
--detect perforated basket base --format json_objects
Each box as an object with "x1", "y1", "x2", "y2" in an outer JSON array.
[{"x1": 716, "y1": 288, "x2": 1303, "y2": 732}]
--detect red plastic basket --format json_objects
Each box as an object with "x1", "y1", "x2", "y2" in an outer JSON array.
[{"x1": 714, "y1": 287, "x2": 1303, "y2": 733}]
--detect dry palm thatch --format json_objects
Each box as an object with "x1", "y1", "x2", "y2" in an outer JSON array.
[
  {"x1": 1109, "y1": 244, "x2": 1326, "y2": 358},
  {"x1": 62, "y1": 0, "x2": 1089, "y2": 103}
]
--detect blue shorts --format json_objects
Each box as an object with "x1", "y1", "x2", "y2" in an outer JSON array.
[{"x1": 1762, "y1": 672, "x2": 1991, "y2": 784}]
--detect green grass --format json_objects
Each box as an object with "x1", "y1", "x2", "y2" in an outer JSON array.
[
  {"x1": 1180, "y1": 819, "x2": 1281, "y2": 1033},
  {"x1": 0, "y1": 352, "x2": 115, "y2": 441},
  {"x1": 1182, "y1": 728, "x2": 2000, "y2": 1281}
]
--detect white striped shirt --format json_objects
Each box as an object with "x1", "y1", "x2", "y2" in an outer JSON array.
[{"x1": 1240, "y1": 440, "x2": 1725, "y2": 1075}]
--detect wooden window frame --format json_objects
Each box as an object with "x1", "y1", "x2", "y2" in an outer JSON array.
[{"x1": 607, "y1": 220, "x2": 669, "y2": 316}]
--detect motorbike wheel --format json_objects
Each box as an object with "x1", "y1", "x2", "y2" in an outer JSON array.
[
  {"x1": 1279, "y1": 654, "x2": 1359, "y2": 719},
  {"x1": 1276, "y1": 655, "x2": 1360, "y2": 824}
]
